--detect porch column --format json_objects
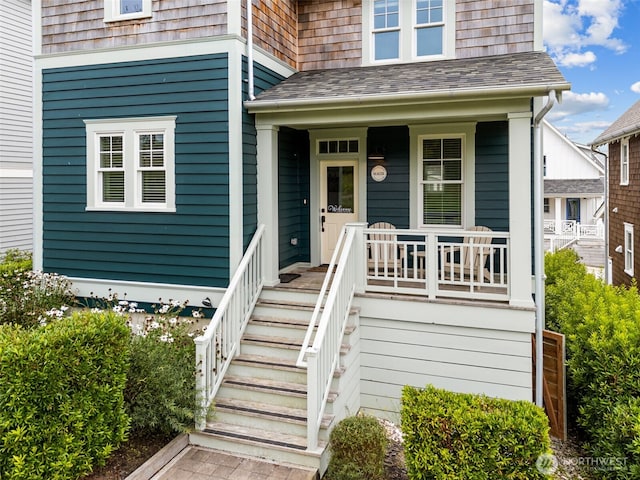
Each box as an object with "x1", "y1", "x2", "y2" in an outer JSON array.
[
  {"x1": 256, "y1": 123, "x2": 280, "y2": 286},
  {"x1": 508, "y1": 112, "x2": 535, "y2": 308},
  {"x1": 554, "y1": 197, "x2": 562, "y2": 234}
]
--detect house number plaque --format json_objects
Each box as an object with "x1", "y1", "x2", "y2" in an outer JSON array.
[{"x1": 371, "y1": 165, "x2": 387, "y2": 182}]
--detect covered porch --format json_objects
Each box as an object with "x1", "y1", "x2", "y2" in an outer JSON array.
[{"x1": 246, "y1": 51, "x2": 570, "y2": 310}]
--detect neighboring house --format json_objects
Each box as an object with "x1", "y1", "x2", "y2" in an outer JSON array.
[
  {"x1": 34, "y1": 0, "x2": 569, "y2": 472},
  {"x1": 0, "y1": 0, "x2": 33, "y2": 254},
  {"x1": 592, "y1": 99, "x2": 640, "y2": 287},
  {"x1": 542, "y1": 120, "x2": 605, "y2": 246}
]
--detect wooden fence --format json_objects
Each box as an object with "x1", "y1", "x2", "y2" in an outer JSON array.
[{"x1": 532, "y1": 330, "x2": 566, "y2": 440}]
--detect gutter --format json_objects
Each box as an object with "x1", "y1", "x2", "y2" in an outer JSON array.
[
  {"x1": 533, "y1": 90, "x2": 556, "y2": 408},
  {"x1": 244, "y1": 83, "x2": 570, "y2": 113},
  {"x1": 592, "y1": 126, "x2": 640, "y2": 148},
  {"x1": 592, "y1": 146, "x2": 610, "y2": 284},
  {"x1": 246, "y1": 0, "x2": 255, "y2": 101}
]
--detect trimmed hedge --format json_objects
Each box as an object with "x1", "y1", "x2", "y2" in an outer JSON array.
[
  {"x1": 0, "y1": 311, "x2": 130, "y2": 479},
  {"x1": 401, "y1": 385, "x2": 551, "y2": 480},
  {"x1": 325, "y1": 414, "x2": 387, "y2": 480}
]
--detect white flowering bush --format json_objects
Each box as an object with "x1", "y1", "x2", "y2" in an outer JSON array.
[
  {"x1": 90, "y1": 293, "x2": 206, "y2": 435},
  {"x1": 0, "y1": 267, "x2": 75, "y2": 328}
]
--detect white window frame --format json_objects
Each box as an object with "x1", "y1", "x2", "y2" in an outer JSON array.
[
  {"x1": 104, "y1": 0, "x2": 152, "y2": 23},
  {"x1": 625, "y1": 223, "x2": 634, "y2": 276},
  {"x1": 84, "y1": 116, "x2": 176, "y2": 212},
  {"x1": 362, "y1": 0, "x2": 455, "y2": 65},
  {"x1": 409, "y1": 123, "x2": 476, "y2": 229},
  {"x1": 621, "y1": 137, "x2": 630, "y2": 185}
]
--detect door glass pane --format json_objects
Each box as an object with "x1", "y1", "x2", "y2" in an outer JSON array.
[{"x1": 327, "y1": 166, "x2": 354, "y2": 213}]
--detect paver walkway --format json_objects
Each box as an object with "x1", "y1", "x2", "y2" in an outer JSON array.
[{"x1": 151, "y1": 446, "x2": 317, "y2": 480}]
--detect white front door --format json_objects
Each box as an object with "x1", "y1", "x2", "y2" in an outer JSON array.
[{"x1": 320, "y1": 160, "x2": 358, "y2": 264}]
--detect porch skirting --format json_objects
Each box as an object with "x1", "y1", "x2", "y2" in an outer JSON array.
[{"x1": 354, "y1": 295, "x2": 535, "y2": 422}]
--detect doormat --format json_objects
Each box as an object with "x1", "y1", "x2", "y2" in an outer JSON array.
[{"x1": 279, "y1": 273, "x2": 301, "y2": 283}]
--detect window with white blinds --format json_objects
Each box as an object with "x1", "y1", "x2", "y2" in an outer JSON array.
[
  {"x1": 419, "y1": 136, "x2": 463, "y2": 226},
  {"x1": 85, "y1": 117, "x2": 176, "y2": 212}
]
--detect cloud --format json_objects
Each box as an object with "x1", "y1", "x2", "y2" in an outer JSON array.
[
  {"x1": 548, "y1": 91, "x2": 610, "y2": 121},
  {"x1": 544, "y1": 0, "x2": 627, "y2": 68},
  {"x1": 632, "y1": 81, "x2": 640, "y2": 94},
  {"x1": 553, "y1": 120, "x2": 613, "y2": 145}
]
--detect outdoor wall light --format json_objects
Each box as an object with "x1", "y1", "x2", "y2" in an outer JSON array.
[
  {"x1": 201, "y1": 297, "x2": 212, "y2": 308},
  {"x1": 615, "y1": 245, "x2": 623, "y2": 253},
  {"x1": 613, "y1": 207, "x2": 619, "y2": 213}
]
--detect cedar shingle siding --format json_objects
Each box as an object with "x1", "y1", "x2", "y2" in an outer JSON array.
[
  {"x1": 609, "y1": 136, "x2": 640, "y2": 286},
  {"x1": 41, "y1": 1, "x2": 535, "y2": 70}
]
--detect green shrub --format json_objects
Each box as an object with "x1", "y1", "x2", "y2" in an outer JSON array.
[
  {"x1": 544, "y1": 250, "x2": 640, "y2": 478},
  {"x1": 401, "y1": 385, "x2": 551, "y2": 480},
  {"x1": 0, "y1": 249, "x2": 32, "y2": 275},
  {"x1": 325, "y1": 414, "x2": 387, "y2": 480},
  {"x1": 0, "y1": 311, "x2": 130, "y2": 479},
  {"x1": 124, "y1": 302, "x2": 202, "y2": 435}
]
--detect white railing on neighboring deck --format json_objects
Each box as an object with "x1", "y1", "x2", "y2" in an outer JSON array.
[
  {"x1": 364, "y1": 227, "x2": 510, "y2": 302},
  {"x1": 298, "y1": 224, "x2": 362, "y2": 451},
  {"x1": 544, "y1": 220, "x2": 603, "y2": 252},
  {"x1": 194, "y1": 224, "x2": 265, "y2": 430}
]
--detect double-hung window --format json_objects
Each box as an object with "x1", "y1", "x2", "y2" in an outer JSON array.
[
  {"x1": 621, "y1": 137, "x2": 630, "y2": 185},
  {"x1": 420, "y1": 136, "x2": 463, "y2": 226},
  {"x1": 366, "y1": 0, "x2": 453, "y2": 64},
  {"x1": 104, "y1": 0, "x2": 152, "y2": 22},
  {"x1": 85, "y1": 117, "x2": 176, "y2": 212},
  {"x1": 625, "y1": 223, "x2": 634, "y2": 276}
]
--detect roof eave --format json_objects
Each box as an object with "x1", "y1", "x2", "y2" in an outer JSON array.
[
  {"x1": 591, "y1": 124, "x2": 640, "y2": 147},
  {"x1": 245, "y1": 82, "x2": 571, "y2": 113}
]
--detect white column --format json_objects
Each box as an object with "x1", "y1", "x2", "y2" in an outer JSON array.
[
  {"x1": 508, "y1": 112, "x2": 535, "y2": 308},
  {"x1": 256, "y1": 123, "x2": 280, "y2": 286},
  {"x1": 554, "y1": 197, "x2": 562, "y2": 234}
]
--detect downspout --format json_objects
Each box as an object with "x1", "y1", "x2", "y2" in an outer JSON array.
[
  {"x1": 533, "y1": 90, "x2": 556, "y2": 407},
  {"x1": 246, "y1": 0, "x2": 255, "y2": 101},
  {"x1": 592, "y1": 145, "x2": 609, "y2": 283}
]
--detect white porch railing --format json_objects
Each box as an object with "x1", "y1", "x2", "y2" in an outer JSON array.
[
  {"x1": 544, "y1": 220, "x2": 603, "y2": 252},
  {"x1": 297, "y1": 224, "x2": 362, "y2": 451},
  {"x1": 364, "y1": 227, "x2": 510, "y2": 302},
  {"x1": 194, "y1": 224, "x2": 265, "y2": 430}
]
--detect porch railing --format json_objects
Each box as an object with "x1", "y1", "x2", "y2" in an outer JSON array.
[
  {"x1": 298, "y1": 224, "x2": 360, "y2": 451},
  {"x1": 544, "y1": 220, "x2": 603, "y2": 252},
  {"x1": 194, "y1": 224, "x2": 265, "y2": 430},
  {"x1": 364, "y1": 227, "x2": 510, "y2": 302}
]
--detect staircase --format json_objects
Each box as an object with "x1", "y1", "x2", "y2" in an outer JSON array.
[{"x1": 190, "y1": 285, "x2": 360, "y2": 474}]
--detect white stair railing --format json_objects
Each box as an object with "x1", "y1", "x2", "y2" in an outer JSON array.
[
  {"x1": 299, "y1": 223, "x2": 363, "y2": 451},
  {"x1": 194, "y1": 224, "x2": 265, "y2": 430}
]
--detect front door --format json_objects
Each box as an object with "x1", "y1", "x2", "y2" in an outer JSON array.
[
  {"x1": 320, "y1": 160, "x2": 358, "y2": 263},
  {"x1": 566, "y1": 198, "x2": 580, "y2": 222}
]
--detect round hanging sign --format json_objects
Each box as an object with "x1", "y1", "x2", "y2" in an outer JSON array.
[{"x1": 371, "y1": 165, "x2": 387, "y2": 182}]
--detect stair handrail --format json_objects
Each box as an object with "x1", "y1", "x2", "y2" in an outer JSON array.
[
  {"x1": 296, "y1": 225, "x2": 348, "y2": 368},
  {"x1": 194, "y1": 224, "x2": 265, "y2": 430},
  {"x1": 303, "y1": 225, "x2": 361, "y2": 450}
]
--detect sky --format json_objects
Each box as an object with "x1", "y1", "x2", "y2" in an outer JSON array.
[{"x1": 543, "y1": 0, "x2": 640, "y2": 145}]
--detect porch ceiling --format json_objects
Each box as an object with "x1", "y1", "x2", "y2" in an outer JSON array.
[{"x1": 246, "y1": 51, "x2": 570, "y2": 113}]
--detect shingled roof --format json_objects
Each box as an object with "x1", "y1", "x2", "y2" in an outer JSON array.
[
  {"x1": 592, "y1": 100, "x2": 640, "y2": 146},
  {"x1": 544, "y1": 178, "x2": 604, "y2": 196},
  {"x1": 248, "y1": 51, "x2": 569, "y2": 111}
]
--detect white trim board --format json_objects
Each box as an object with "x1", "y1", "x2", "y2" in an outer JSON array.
[{"x1": 69, "y1": 277, "x2": 226, "y2": 308}]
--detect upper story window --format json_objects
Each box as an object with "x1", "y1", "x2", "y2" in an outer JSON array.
[
  {"x1": 84, "y1": 117, "x2": 176, "y2": 212},
  {"x1": 621, "y1": 137, "x2": 630, "y2": 185},
  {"x1": 364, "y1": 0, "x2": 454, "y2": 65},
  {"x1": 104, "y1": 0, "x2": 152, "y2": 22}
]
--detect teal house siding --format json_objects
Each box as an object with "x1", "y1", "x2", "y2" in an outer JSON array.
[
  {"x1": 242, "y1": 59, "x2": 285, "y2": 250},
  {"x1": 475, "y1": 121, "x2": 509, "y2": 231},
  {"x1": 366, "y1": 126, "x2": 410, "y2": 228},
  {"x1": 42, "y1": 54, "x2": 232, "y2": 288},
  {"x1": 278, "y1": 127, "x2": 310, "y2": 269}
]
